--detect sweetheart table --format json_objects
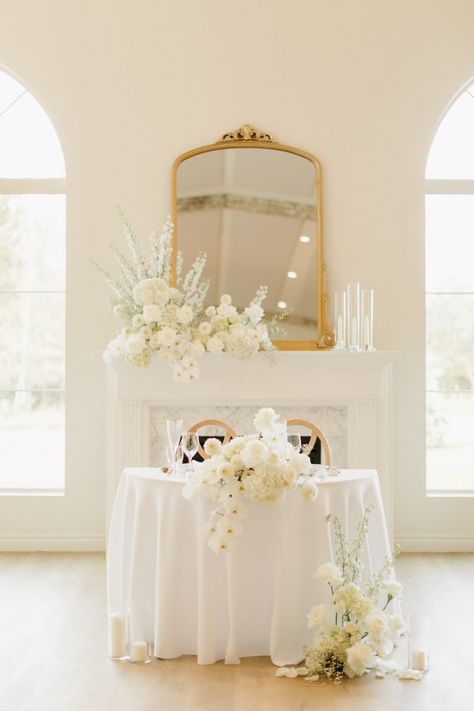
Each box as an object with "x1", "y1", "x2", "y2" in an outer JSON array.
[{"x1": 107, "y1": 467, "x2": 392, "y2": 665}]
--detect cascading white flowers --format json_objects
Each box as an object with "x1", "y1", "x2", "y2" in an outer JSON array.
[
  {"x1": 182, "y1": 408, "x2": 317, "y2": 551},
  {"x1": 97, "y1": 213, "x2": 277, "y2": 382},
  {"x1": 277, "y1": 507, "x2": 406, "y2": 683}
]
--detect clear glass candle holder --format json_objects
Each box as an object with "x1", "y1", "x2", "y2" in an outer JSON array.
[
  {"x1": 127, "y1": 605, "x2": 153, "y2": 664},
  {"x1": 361, "y1": 288, "x2": 375, "y2": 351},
  {"x1": 334, "y1": 291, "x2": 346, "y2": 350},
  {"x1": 346, "y1": 282, "x2": 360, "y2": 352},
  {"x1": 108, "y1": 607, "x2": 129, "y2": 661},
  {"x1": 407, "y1": 615, "x2": 429, "y2": 671}
]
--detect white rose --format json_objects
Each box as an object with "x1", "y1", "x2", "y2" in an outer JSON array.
[
  {"x1": 207, "y1": 336, "x2": 224, "y2": 353},
  {"x1": 220, "y1": 294, "x2": 232, "y2": 306},
  {"x1": 140, "y1": 325, "x2": 152, "y2": 339},
  {"x1": 126, "y1": 333, "x2": 146, "y2": 354},
  {"x1": 149, "y1": 332, "x2": 160, "y2": 349},
  {"x1": 143, "y1": 304, "x2": 162, "y2": 323},
  {"x1": 157, "y1": 327, "x2": 177, "y2": 348},
  {"x1": 204, "y1": 438, "x2": 222, "y2": 456},
  {"x1": 205, "y1": 305, "x2": 216, "y2": 317},
  {"x1": 218, "y1": 463, "x2": 233, "y2": 479},
  {"x1": 176, "y1": 305, "x2": 194, "y2": 324},
  {"x1": 132, "y1": 278, "x2": 158, "y2": 306},
  {"x1": 113, "y1": 304, "x2": 125, "y2": 317},
  {"x1": 121, "y1": 326, "x2": 132, "y2": 337},
  {"x1": 132, "y1": 314, "x2": 145, "y2": 328},
  {"x1": 345, "y1": 642, "x2": 375, "y2": 677},
  {"x1": 190, "y1": 340, "x2": 205, "y2": 356},
  {"x1": 242, "y1": 440, "x2": 268, "y2": 467},
  {"x1": 302, "y1": 482, "x2": 319, "y2": 501},
  {"x1": 199, "y1": 321, "x2": 212, "y2": 336}
]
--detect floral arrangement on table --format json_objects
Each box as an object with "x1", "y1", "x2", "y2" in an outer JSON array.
[
  {"x1": 276, "y1": 507, "x2": 407, "y2": 682},
  {"x1": 182, "y1": 408, "x2": 320, "y2": 551},
  {"x1": 98, "y1": 213, "x2": 279, "y2": 382}
]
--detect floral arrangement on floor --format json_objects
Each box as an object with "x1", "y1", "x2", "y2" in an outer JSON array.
[
  {"x1": 182, "y1": 408, "x2": 320, "y2": 551},
  {"x1": 98, "y1": 212, "x2": 278, "y2": 382},
  {"x1": 276, "y1": 507, "x2": 409, "y2": 682}
]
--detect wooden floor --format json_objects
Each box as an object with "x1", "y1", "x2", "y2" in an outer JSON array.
[{"x1": 0, "y1": 552, "x2": 473, "y2": 711}]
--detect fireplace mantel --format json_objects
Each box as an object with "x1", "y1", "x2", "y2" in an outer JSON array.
[{"x1": 106, "y1": 352, "x2": 395, "y2": 539}]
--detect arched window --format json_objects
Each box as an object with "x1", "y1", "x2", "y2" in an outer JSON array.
[
  {"x1": 0, "y1": 70, "x2": 65, "y2": 493},
  {"x1": 425, "y1": 80, "x2": 474, "y2": 494}
]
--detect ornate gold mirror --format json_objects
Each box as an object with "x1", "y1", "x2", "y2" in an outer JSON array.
[{"x1": 171, "y1": 124, "x2": 334, "y2": 349}]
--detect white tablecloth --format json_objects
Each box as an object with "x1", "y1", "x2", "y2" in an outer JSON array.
[{"x1": 107, "y1": 467, "x2": 392, "y2": 665}]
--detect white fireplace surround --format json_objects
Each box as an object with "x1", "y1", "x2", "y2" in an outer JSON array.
[{"x1": 106, "y1": 351, "x2": 395, "y2": 539}]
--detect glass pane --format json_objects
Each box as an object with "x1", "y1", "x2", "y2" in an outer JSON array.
[
  {"x1": 0, "y1": 390, "x2": 64, "y2": 489},
  {"x1": 0, "y1": 293, "x2": 65, "y2": 389},
  {"x1": 426, "y1": 294, "x2": 474, "y2": 391},
  {"x1": 425, "y1": 195, "x2": 474, "y2": 293},
  {"x1": 426, "y1": 82, "x2": 474, "y2": 179},
  {"x1": 0, "y1": 195, "x2": 65, "y2": 292},
  {"x1": 427, "y1": 392, "x2": 474, "y2": 490},
  {"x1": 0, "y1": 71, "x2": 65, "y2": 178}
]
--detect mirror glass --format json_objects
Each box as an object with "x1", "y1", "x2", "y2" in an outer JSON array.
[{"x1": 173, "y1": 133, "x2": 333, "y2": 348}]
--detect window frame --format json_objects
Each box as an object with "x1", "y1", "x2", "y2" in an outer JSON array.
[{"x1": 0, "y1": 177, "x2": 66, "y2": 496}]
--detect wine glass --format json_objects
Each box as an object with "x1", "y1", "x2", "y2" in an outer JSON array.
[
  {"x1": 287, "y1": 433, "x2": 301, "y2": 452},
  {"x1": 181, "y1": 432, "x2": 199, "y2": 476},
  {"x1": 166, "y1": 419, "x2": 183, "y2": 475}
]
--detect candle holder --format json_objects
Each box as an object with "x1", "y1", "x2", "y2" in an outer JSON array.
[
  {"x1": 334, "y1": 291, "x2": 346, "y2": 350},
  {"x1": 346, "y1": 282, "x2": 360, "y2": 352},
  {"x1": 108, "y1": 608, "x2": 129, "y2": 661},
  {"x1": 127, "y1": 605, "x2": 153, "y2": 664},
  {"x1": 407, "y1": 615, "x2": 429, "y2": 671},
  {"x1": 361, "y1": 288, "x2": 375, "y2": 351}
]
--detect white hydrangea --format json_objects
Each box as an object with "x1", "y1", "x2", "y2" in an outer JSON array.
[
  {"x1": 126, "y1": 333, "x2": 146, "y2": 354},
  {"x1": 176, "y1": 305, "x2": 194, "y2": 324}
]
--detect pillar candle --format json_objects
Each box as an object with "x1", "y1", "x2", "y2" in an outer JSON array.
[
  {"x1": 130, "y1": 641, "x2": 149, "y2": 663},
  {"x1": 108, "y1": 612, "x2": 126, "y2": 658},
  {"x1": 410, "y1": 648, "x2": 428, "y2": 670}
]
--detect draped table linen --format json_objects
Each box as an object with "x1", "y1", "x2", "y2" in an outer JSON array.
[{"x1": 107, "y1": 467, "x2": 392, "y2": 665}]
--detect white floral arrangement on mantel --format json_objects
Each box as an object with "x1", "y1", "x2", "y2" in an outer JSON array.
[
  {"x1": 275, "y1": 508, "x2": 416, "y2": 683},
  {"x1": 98, "y1": 213, "x2": 278, "y2": 382},
  {"x1": 182, "y1": 408, "x2": 319, "y2": 551}
]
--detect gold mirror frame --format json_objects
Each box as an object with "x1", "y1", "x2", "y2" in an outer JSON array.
[{"x1": 171, "y1": 124, "x2": 335, "y2": 350}]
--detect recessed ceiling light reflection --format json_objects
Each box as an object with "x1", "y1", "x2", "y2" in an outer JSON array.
[
  {"x1": 277, "y1": 301, "x2": 287, "y2": 309},
  {"x1": 299, "y1": 235, "x2": 310, "y2": 243},
  {"x1": 287, "y1": 271, "x2": 297, "y2": 279}
]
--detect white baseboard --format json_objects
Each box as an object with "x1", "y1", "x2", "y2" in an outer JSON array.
[
  {"x1": 0, "y1": 535, "x2": 106, "y2": 552},
  {"x1": 395, "y1": 535, "x2": 474, "y2": 553}
]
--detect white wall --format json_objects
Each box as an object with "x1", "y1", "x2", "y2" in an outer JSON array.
[{"x1": 0, "y1": 0, "x2": 472, "y2": 550}]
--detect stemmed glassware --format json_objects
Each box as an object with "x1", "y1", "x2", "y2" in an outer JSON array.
[
  {"x1": 181, "y1": 432, "x2": 199, "y2": 476},
  {"x1": 166, "y1": 419, "x2": 183, "y2": 476},
  {"x1": 287, "y1": 433, "x2": 301, "y2": 452}
]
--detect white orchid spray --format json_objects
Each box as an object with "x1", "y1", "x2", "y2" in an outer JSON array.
[
  {"x1": 98, "y1": 212, "x2": 277, "y2": 382},
  {"x1": 182, "y1": 408, "x2": 318, "y2": 551},
  {"x1": 278, "y1": 507, "x2": 405, "y2": 683}
]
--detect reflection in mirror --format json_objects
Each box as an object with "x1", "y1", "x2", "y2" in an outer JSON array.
[{"x1": 175, "y1": 147, "x2": 318, "y2": 341}]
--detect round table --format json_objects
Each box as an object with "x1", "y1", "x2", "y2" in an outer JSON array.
[{"x1": 107, "y1": 467, "x2": 392, "y2": 665}]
